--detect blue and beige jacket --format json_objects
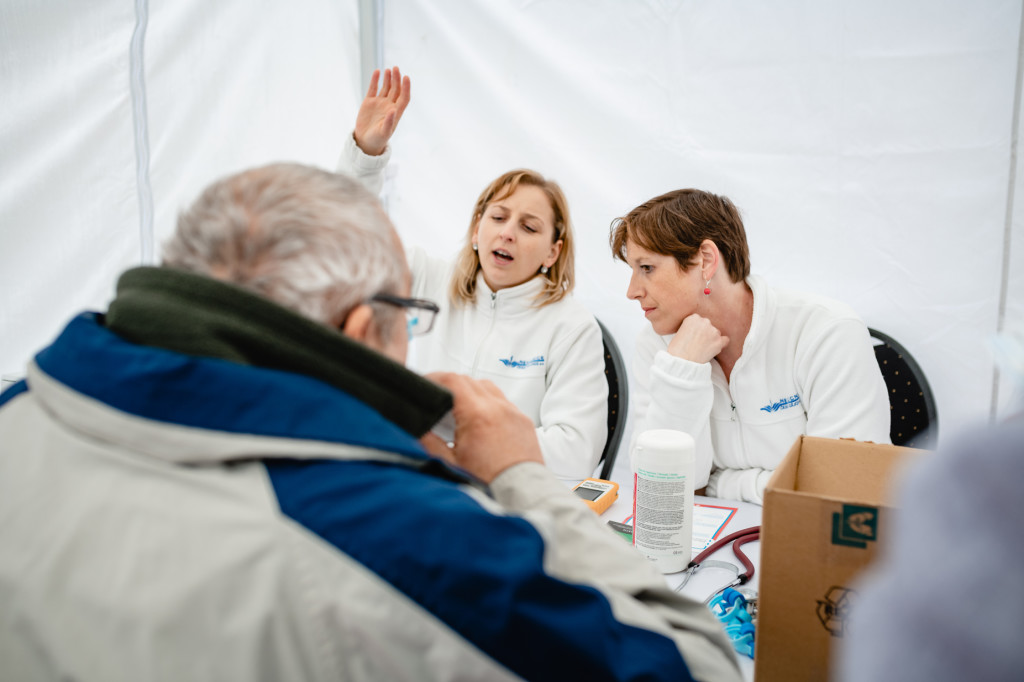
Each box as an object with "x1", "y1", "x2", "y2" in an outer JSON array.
[{"x1": 0, "y1": 267, "x2": 740, "y2": 681}]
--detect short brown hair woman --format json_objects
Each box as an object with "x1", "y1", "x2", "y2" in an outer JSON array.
[{"x1": 611, "y1": 188, "x2": 891, "y2": 504}]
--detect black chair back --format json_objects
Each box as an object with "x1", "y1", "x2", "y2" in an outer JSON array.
[
  {"x1": 596, "y1": 319, "x2": 629, "y2": 480},
  {"x1": 868, "y1": 327, "x2": 938, "y2": 449}
]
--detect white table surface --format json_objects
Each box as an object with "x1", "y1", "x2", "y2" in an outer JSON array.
[{"x1": 595, "y1": 475, "x2": 762, "y2": 680}]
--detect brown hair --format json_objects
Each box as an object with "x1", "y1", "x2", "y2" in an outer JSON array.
[
  {"x1": 450, "y1": 169, "x2": 575, "y2": 307},
  {"x1": 609, "y1": 188, "x2": 750, "y2": 282}
]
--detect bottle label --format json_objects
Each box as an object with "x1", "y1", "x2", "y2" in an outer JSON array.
[{"x1": 634, "y1": 470, "x2": 689, "y2": 554}]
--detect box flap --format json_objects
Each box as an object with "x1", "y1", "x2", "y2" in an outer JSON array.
[
  {"x1": 764, "y1": 435, "x2": 802, "y2": 492},
  {"x1": 792, "y1": 437, "x2": 923, "y2": 506}
]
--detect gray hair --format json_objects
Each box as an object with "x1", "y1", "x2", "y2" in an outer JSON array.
[{"x1": 162, "y1": 163, "x2": 406, "y2": 330}]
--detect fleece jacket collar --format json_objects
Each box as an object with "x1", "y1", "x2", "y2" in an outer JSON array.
[{"x1": 100, "y1": 267, "x2": 452, "y2": 438}]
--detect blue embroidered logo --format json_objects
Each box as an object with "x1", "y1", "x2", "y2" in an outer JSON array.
[
  {"x1": 760, "y1": 394, "x2": 801, "y2": 413},
  {"x1": 499, "y1": 355, "x2": 545, "y2": 369}
]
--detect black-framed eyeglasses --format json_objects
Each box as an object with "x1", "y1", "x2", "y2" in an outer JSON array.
[{"x1": 370, "y1": 294, "x2": 440, "y2": 338}]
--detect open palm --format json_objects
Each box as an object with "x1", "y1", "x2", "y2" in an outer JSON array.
[{"x1": 354, "y1": 66, "x2": 411, "y2": 156}]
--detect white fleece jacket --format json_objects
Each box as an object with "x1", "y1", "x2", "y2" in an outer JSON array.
[{"x1": 631, "y1": 275, "x2": 891, "y2": 504}]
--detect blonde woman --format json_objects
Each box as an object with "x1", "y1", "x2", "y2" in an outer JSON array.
[{"x1": 338, "y1": 68, "x2": 608, "y2": 480}]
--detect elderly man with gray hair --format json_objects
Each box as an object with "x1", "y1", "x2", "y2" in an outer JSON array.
[{"x1": 0, "y1": 163, "x2": 741, "y2": 682}]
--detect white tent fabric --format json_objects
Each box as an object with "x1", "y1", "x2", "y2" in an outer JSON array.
[
  {"x1": 2, "y1": 0, "x2": 1022, "y2": 453},
  {"x1": 1, "y1": 0, "x2": 361, "y2": 375},
  {"x1": 377, "y1": 0, "x2": 1024, "y2": 450}
]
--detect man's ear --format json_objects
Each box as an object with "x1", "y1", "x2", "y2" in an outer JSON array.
[{"x1": 340, "y1": 303, "x2": 375, "y2": 344}]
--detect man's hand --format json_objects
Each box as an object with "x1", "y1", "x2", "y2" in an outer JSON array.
[
  {"x1": 666, "y1": 313, "x2": 729, "y2": 364},
  {"x1": 353, "y1": 66, "x2": 411, "y2": 156},
  {"x1": 426, "y1": 372, "x2": 544, "y2": 483}
]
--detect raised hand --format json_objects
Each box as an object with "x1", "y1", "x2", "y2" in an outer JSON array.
[{"x1": 353, "y1": 66, "x2": 411, "y2": 156}]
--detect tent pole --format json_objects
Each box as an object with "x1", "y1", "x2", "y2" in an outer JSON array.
[
  {"x1": 359, "y1": 0, "x2": 383, "y2": 93},
  {"x1": 993, "y1": 2, "x2": 1024, "y2": 421},
  {"x1": 130, "y1": 0, "x2": 155, "y2": 265}
]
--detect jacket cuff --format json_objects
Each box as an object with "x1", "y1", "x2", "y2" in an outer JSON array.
[
  {"x1": 489, "y1": 461, "x2": 568, "y2": 511},
  {"x1": 705, "y1": 468, "x2": 723, "y2": 498},
  {"x1": 652, "y1": 350, "x2": 712, "y2": 383},
  {"x1": 342, "y1": 131, "x2": 392, "y2": 173}
]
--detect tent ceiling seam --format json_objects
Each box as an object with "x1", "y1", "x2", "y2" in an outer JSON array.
[
  {"x1": 358, "y1": 0, "x2": 388, "y2": 211},
  {"x1": 130, "y1": 0, "x2": 154, "y2": 265}
]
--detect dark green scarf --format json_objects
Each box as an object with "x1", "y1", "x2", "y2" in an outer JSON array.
[{"x1": 104, "y1": 267, "x2": 452, "y2": 437}]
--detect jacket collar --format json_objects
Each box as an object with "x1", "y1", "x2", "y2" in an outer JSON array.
[
  {"x1": 739, "y1": 274, "x2": 772, "y2": 358},
  {"x1": 98, "y1": 266, "x2": 452, "y2": 438},
  {"x1": 472, "y1": 273, "x2": 547, "y2": 314}
]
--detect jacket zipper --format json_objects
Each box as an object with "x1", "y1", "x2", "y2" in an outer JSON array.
[{"x1": 471, "y1": 292, "x2": 499, "y2": 375}]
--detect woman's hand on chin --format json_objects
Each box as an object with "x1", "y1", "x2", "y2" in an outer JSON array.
[{"x1": 667, "y1": 313, "x2": 729, "y2": 364}]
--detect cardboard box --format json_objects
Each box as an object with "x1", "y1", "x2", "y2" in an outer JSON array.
[{"x1": 753, "y1": 436, "x2": 924, "y2": 682}]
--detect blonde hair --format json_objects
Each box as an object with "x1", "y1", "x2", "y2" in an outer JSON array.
[{"x1": 449, "y1": 169, "x2": 575, "y2": 307}]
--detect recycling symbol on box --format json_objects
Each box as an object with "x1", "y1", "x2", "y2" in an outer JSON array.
[{"x1": 816, "y1": 586, "x2": 856, "y2": 637}]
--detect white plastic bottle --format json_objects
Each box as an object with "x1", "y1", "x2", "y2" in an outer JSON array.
[{"x1": 632, "y1": 429, "x2": 696, "y2": 574}]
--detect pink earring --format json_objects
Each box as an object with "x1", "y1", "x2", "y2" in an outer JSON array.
[{"x1": 703, "y1": 280, "x2": 711, "y2": 295}]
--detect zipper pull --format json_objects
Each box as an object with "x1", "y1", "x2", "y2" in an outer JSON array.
[
  {"x1": 490, "y1": 291, "x2": 497, "y2": 310},
  {"x1": 731, "y1": 402, "x2": 737, "y2": 422}
]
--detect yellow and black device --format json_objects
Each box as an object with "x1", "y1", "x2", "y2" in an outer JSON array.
[{"x1": 571, "y1": 478, "x2": 619, "y2": 515}]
